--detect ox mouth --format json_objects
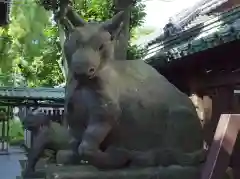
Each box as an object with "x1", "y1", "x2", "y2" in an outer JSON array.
[
  {"x1": 74, "y1": 73, "x2": 96, "y2": 80},
  {"x1": 88, "y1": 73, "x2": 96, "y2": 79}
]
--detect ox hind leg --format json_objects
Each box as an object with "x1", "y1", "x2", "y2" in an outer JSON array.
[
  {"x1": 161, "y1": 106, "x2": 204, "y2": 166},
  {"x1": 78, "y1": 107, "x2": 204, "y2": 168},
  {"x1": 136, "y1": 107, "x2": 205, "y2": 167}
]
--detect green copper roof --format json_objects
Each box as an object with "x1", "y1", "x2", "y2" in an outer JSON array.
[
  {"x1": 0, "y1": 87, "x2": 64, "y2": 101},
  {"x1": 145, "y1": 6, "x2": 240, "y2": 65}
]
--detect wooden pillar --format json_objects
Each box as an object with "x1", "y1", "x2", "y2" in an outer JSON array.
[
  {"x1": 201, "y1": 114, "x2": 240, "y2": 179},
  {"x1": 204, "y1": 86, "x2": 234, "y2": 147},
  {"x1": 230, "y1": 89, "x2": 240, "y2": 176}
]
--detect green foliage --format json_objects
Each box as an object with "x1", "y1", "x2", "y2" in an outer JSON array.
[
  {"x1": 127, "y1": 44, "x2": 145, "y2": 60},
  {"x1": 130, "y1": 0, "x2": 146, "y2": 32},
  {"x1": 9, "y1": 119, "x2": 24, "y2": 143},
  {"x1": 0, "y1": 119, "x2": 24, "y2": 145},
  {"x1": 129, "y1": 27, "x2": 154, "y2": 60},
  {"x1": 0, "y1": 0, "x2": 146, "y2": 87},
  {"x1": 0, "y1": 0, "x2": 64, "y2": 87},
  {"x1": 131, "y1": 27, "x2": 155, "y2": 41},
  {"x1": 127, "y1": 0, "x2": 146, "y2": 60},
  {"x1": 73, "y1": 0, "x2": 114, "y2": 21}
]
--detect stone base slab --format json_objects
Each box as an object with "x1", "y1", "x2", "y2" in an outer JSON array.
[{"x1": 45, "y1": 165, "x2": 201, "y2": 179}]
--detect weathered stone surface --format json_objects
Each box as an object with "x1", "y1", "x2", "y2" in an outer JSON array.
[
  {"x1": 19, "y1": 160, "x2": 27, "y2": 170},
  {"x1": 19, "y1": 159, "x2": 48, "y2": 170},
  {"x1": 35, "y1": 159, "x2": 48, "y2": 169},
  {"x1": 60, "y1": 5, "x2": 204, "y2": 169},
  {"x1": 20, "y1": 159, "x2": 48, "y2": 178},
  {"x1": 21, "y1": 171, "x2": 45, "y2": 179},
  {"x1": 226, "y1": 167, "x2": 234, "y2": 179},
  {"x1": 21, "y1": 111, "x2": 73, "y2": 175},
  {"x1": 17, "y1": 177, "x2": 45, "y2": 179},
  {"x1": 45, "y1": 165, "x2": 201, "y2": 179},
  {"x1": 56, "y1": 150, "x2": 75, "y2": 165}
]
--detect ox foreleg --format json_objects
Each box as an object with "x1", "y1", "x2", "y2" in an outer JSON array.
[
  {"x1": 76, "y1": 94, "x2": 129, "y2": 168},
  {"x1": 78, "y1": 118, "x2": 129, "y2": 169}
]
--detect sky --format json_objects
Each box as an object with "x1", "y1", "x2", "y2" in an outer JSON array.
[{"x1": 143, "y1": 0, "x2": 203, "y2": 29}]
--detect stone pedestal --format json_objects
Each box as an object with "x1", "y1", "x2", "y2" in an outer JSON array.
[
  {"x1": 17, "y1": 159, "x2": 234, "y2": 179},
  {"x1": 18, "y1": 159, "x2": 48, "y2": 179},
  {"x1": 45, "y1": 165, "x2": 201, "y2": 179},
  {"x1": 56, "y1": 150, "x2": 75, "y2": 165}
]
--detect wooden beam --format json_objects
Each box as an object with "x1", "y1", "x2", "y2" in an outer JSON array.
[
  {"x1": 201, "y1": 114, "x2": 240, "y2": 179},
  {"x1": 196, "y1": 72, "x2": 240, "y2": 90}
]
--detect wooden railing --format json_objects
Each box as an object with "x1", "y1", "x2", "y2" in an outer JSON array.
[{"x1": 201, "y1": 114, "x2": 240, "y2": 179}]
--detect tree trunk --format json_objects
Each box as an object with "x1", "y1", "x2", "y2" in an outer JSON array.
[
  {"x1": 57, "y1": 23, "x2": 68, "y2": 82},
  {"x1": 113, "y1": 0, "x2": 132, "y2": 60}
]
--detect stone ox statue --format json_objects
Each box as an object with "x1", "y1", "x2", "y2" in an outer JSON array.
[{"x1": 60, "y1": 6, "x2": 204, "y2": 169}]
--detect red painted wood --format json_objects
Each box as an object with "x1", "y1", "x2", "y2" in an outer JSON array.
[{"x1": 201, "y1": 114, "x2": 240, "y2": 179}]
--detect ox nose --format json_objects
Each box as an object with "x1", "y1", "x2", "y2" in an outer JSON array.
[
  {"x1": 72, "y1": 62, "x2": 96, "y2": 78},
  {"x1": 87, "y1": 67, "x2": 95, "y2": 78}
]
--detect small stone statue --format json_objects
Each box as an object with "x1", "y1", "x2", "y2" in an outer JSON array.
[
  {"x1": 21, "y1": 111, "x2": 77, "y2": 177},
  {"x1": 163, "y1": 18, "x2": 182, "y2": 37}
]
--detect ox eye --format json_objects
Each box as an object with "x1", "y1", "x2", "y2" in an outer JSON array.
[{"x1": 99, "y1": 44, "x2": 104, "y2": 51}]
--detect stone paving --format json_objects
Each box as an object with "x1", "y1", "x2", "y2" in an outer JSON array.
[{"x1": 0, "y1": 146, "x2": 26, "y2": 179}]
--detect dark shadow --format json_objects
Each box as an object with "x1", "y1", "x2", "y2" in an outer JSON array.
[{"x1": 0, "y1": 1, "x2": 10, "y2": 26}]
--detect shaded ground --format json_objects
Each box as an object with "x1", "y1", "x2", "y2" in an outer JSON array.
[{"x1": 0, "y1": 146, "x2": 26, "y2": 179}]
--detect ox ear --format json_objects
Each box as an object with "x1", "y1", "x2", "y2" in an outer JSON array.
[
  {"x1": 101, "y1": 11, "x2": 125, "y2": 40},
  {"x1": 66, "y1": 6, "x2": 86, "y2": 27}
]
